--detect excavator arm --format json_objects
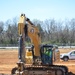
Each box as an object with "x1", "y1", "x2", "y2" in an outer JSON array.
[{"x1": 18, "y1": 14, "x2": 41, "y2": 63}]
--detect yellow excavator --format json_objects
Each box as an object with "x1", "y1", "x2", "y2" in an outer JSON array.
[{"x1": 11, "y1": 14, "x2": 70, "y2": 75}]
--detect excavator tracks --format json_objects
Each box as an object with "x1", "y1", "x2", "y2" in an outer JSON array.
[
  {"x1": 23, "y1": 65, "x2": 68, "y2": 75},
  {"x1": 11, "y1": 65, "x2": 75, "y2": 75},
  {"x1": 11, "y1": 64, "x2": 70, "y2": 75}
]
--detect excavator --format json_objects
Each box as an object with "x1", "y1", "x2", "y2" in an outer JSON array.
[{"x1": 11, "y1": 14, "x2": 72, "y2": 75}]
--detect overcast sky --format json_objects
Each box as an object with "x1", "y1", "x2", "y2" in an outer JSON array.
[{"x1": 0, "y1": 0, "x2": 75, "y2": 22}]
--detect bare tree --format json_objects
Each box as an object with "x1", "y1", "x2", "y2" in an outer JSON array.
[
  {"x1": 0, "y1": 21, "x2": 4, "y2": 43},
  {"x1": 0, "y1": 17, "x2": 75, "y2": 46},
  {"x1": 4, "y1": 17, "x2": 18, "y2": 44},
  {"x1": 44, "y1": 19, "x2": 57, "y2": 43},
  {"x1": 69, "y1": 18, "x2": 75, "y2": 43}
]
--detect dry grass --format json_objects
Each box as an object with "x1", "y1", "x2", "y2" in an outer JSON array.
[
  {"x1": 59, "y1": 48, "x2": 75, "y2": 53},
  {"x1": 0, "y1": 48, "x2": 75, "y2": 74}
]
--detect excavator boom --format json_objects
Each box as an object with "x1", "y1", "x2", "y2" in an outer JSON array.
[{"x1": 18, "y1": 14, "x2": 41, "y2": 56}]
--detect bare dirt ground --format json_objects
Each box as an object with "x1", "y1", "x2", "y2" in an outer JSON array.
[{"x1": 0, "y1": 48, "x2": 75, "y2": 74}]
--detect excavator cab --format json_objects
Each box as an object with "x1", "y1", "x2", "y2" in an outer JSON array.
[{"x1": 40, "y1": 45, "x2": 53, "y2": 65}]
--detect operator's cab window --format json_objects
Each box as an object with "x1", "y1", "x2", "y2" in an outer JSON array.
[{"x1": 44, "y1": 47, "x2": 51, "y2": 51}]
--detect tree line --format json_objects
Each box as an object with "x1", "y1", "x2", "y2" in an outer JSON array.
[{"x1": 0, "y1": 17, "x2": 75, "y2": 46}]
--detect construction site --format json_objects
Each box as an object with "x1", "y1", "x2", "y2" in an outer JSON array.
[
  {"x1": 0, "y1": 0, "x2": 75, "y2": 75},
  {"x1": 0, "y1": 14, "x2": 75, "y2": 75},
  {"x1": 0, "y1": 48, "x2": 75, "y2": 75}
]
